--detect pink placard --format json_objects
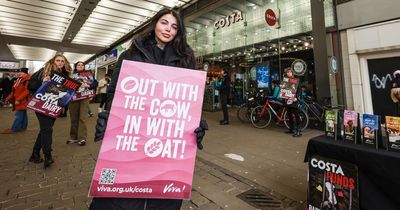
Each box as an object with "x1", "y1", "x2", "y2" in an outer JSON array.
[{"x1": 89, "y1": 61, "x2": 206, "y2": 199}]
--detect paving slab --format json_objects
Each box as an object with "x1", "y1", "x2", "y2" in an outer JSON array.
[{"x1": 0, "y1": 105, "x2": 317, "y2": 209}]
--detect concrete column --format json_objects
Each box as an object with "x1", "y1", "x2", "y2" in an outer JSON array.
[{"x1": 311, "y1": 0, "x2": 330, "y2": 102}]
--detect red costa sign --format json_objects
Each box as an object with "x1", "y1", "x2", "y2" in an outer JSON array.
[
  {"x1": 265, "y1": 9, "x2": 276, "y2": 26},
  {"x1": 265, "y1": 9, "x2": 280, "y2": 28}
]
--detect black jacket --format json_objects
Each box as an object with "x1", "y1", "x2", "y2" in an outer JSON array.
[
  {"x1": 219, "y1": 74, "x2": 230, "y2": 96},
  {"x1": 91, "y1": 35, "x2": 195, "y2": 210},
  {"x1": 28, "y1": 68, "x2": 71, "y2": 94},
  {"x1": 105, "y1": 36, "x2": 194, "y2": 111}
]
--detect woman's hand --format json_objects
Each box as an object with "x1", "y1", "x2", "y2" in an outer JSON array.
[
  {"x1": 194, "y1": 119, "x2": 208, "y2": 150},
  {"x1": 81, "y1": 83, "x2": 90, "y2": 89},
  {"x1": 43, "y1": 76, "x2": 51, "y2": 82},
  {"x1": 94, "y1": 111, "x2": 109, "y2": 142}
]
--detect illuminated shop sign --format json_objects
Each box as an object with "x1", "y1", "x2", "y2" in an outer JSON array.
[
  {"x1": 0, "y1": 61, "x2": 19, "y2": 69},
  {"x1": 214, "y1": 10, "x2": 244, "y2": 30},
  {"x1": 265, "y1": 8, "x2": 280, "y2": 29}
]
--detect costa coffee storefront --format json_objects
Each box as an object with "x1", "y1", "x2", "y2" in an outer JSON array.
[{"x1": 186, "y1": 0, "x2": 343, "y2": 106}]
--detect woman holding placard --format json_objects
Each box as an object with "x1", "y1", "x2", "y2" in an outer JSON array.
[
  {"x1": 67, "y1": 61, "x2": 98, "y2": 146},
  {"x1": 91, "y1": 8, "x2": 208, "y2": 210},
  {"x1": 28, "y1": 54, "x2": 73, "y2": 169}
]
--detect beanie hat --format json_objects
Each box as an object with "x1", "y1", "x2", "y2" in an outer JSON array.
[{"x1": 20, "y1": 67, "x2": 29, "y2": 74}]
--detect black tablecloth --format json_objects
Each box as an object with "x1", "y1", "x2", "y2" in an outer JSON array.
[{"x1": 305, "y1": 135, "x2": 400, "y2": 210}]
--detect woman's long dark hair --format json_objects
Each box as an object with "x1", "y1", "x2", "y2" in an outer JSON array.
[
  {"x1": 137, "y1": 8, "x2": 194, "y2": 67},
  {"x1": 74, "y1": 61, "x2": 85, "y2": 72}
]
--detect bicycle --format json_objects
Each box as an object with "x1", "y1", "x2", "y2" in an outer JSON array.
[
  {"x1": 250, "y1": 97, "x2": 309, "y2": 130},
  {"x1": 298, "y1": 95, "x2": 344, "y2": 128},
  {"x1": 236, "y1": 89, "x2": 266, "y2": 123}
]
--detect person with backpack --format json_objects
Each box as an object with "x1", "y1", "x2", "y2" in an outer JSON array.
[{"x1": 1, "y1": 68, "x2": 31, "y2": 134}]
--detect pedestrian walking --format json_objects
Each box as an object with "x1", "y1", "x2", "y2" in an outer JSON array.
[
  {"x1": 1, "y1": 68, "x2": 31, "y2": 134},
  {"x1": 27, "y1": 54, "x2": 74, "y2": 168},
  {"x1": 97, "y1": 74, "x2": 110, "y2": 112},
  {"x1": 90, "y1": 8, "x2": 208, "y2": 210},
  {"x1": 2, "y1": 73, "x2": 16, "y2": 107}
]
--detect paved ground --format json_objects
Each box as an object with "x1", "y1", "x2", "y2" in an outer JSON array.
[{"x1": 0, "y1": 104, "x2": 322, "y2": 210}]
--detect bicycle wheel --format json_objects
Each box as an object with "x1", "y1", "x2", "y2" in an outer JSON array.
[
  {"x1": 283, "y1": 108, "x2": 309, "y2": 131},
  {"x1": 237, "y1": 104, "x2": 251, "y2": 123},
  {"x1": 250, "y1": 106, "x2": 272, "y2": 129}
]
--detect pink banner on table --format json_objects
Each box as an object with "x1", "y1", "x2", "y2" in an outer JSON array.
[{"x1": 89, "y1": 61, "x2": 206, "y2": 199}]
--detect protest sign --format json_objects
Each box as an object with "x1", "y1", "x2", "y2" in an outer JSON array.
[
  {"x1": 27, "y1": 73, "x2": 80, "y2": 118},
  {"x1": 72, "y1": 70, "x2": 96, "y2": 101},
  {"x1": 89, "y1": 61, "x2": 206, "y2": 199}
]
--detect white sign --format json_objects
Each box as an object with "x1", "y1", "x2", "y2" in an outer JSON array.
[
  {"x1": 0, "y1": 62, "x2": 19, "y2": 69},
  {"x1": 291, "y1": 59, "x2": 307, "y2": 76},
  {"x1": 214, "y1": 10, "x2": 244, "y2": 30}
]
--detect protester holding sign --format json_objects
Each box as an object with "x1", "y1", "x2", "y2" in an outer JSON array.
[
  {"x1": 90, "y1": 8, "x2": 208, "y2": 210},
  {"x1": 27, "y1": 54, "x2": 73, "y2": 169},
  {"x1": 281, "y1": 68, "x2": 302, "y2": 137},
  {"x1": 67, "y1": 61, "x2": 98, "y2": 146}
]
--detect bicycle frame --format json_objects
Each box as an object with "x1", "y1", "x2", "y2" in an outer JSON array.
[
  {"x1": 259, "y1": 99, "x2": 286, "y2": 122},
  {"x1": 299, "y1": 98, "x2": 324, "y2": 122}
]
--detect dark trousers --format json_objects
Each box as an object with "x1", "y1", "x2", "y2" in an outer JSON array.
[
  {"x1": 221, "y1": 94, "x2": 229, "y2": 122},
  {"x1": 99, "y1": 93, "x2": 107, "y2": 109},
  {"x1": 286, "y1": 105, "x2": 300, "y2": 132},
  {"x1": 33, "y1": 112, "x2": 56, "y2": 156}
]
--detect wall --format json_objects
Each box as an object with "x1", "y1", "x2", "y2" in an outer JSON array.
[
  {"x1": 344, "y1": 19, "x2": 400, "y2": 114},
  {"x1": 337, "y1": 0, "x2": 400, "y2": 30}
]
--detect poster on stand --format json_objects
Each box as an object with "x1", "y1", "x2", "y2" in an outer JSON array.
[
  {"x1": 325, "y1": 110, "x2": 338, "y2": 140},
  {"x1": 343, "y1": 110, "x2": 359, "y2": 143},
  {"x1": 307, "y1": 155, "x2": 359, "y2": 210},
  {"x1": 89, "y1": 61, "x2": 206, "y2": 199},
  {"x1": 278, "y1": 77, "x2": 299, "y2": 100},
  {"x1": 72, "y1": 70, "x2": 96, "y2": 101},
  {"x1": 362, "y1": 114, "x2": 380, "y2": 149},
  {"x1": 27, "y1": 73, "x2": 80, "y2": 118},
  {"x1": 385, "y1": 116, "x2": 400, "y2": 151}
]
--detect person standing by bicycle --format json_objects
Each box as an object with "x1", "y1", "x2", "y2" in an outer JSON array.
[
  {"x1": 282, "y1": 68, "x2": 302, "y2": 137},
  {"x1": 219, "y1": 71, "x2": 230, "y2": 125}
]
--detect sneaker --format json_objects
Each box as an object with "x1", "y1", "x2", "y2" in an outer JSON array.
[
  {"x1": 66, "y1": 139, "x2": 79, "y2": 144},
  {"x1": 78, "y1": 139, "x2": 86, "y2": 146},
  {"x1": 1, "y1": 129, "x2": 15, "y2": 134},
  {"x1": 98, "y1": 108, "x2": 102, "y2": 113},
  {"x1": 293, "y1": 132, "x2": 302, "y2": 137},
  {"x1": 88, "y1": 112, "x2": 94, "y2": 117}
]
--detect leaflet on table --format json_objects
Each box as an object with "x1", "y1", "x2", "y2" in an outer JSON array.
[
  {"x1": 343, "y1": 110, "x2": 359, "y2": 143},
  {"x1": 307, "y1": 155, "x2": 359, "y2": 210},
  {"x1": 27, "y1": 73, "x2": 80, "y2": 118},
  {"x1": 361, "y1": 114, "x2": 380, "y2": 149},
  {"x1": 385, "y1": 116, "x2": 400, "y2": 151},
  {"x1": 72, "y1": 70, "x2": 95, "y2": 101},
  {"x1": 325, "y1": 110, "x2": 338, "y2": 140},
  {"x1": 278, "y1": 77, "x2": 299, "y2": 100},
  {"x1": 89, "y1": 61, "x2": 206, "y2": 199}
]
